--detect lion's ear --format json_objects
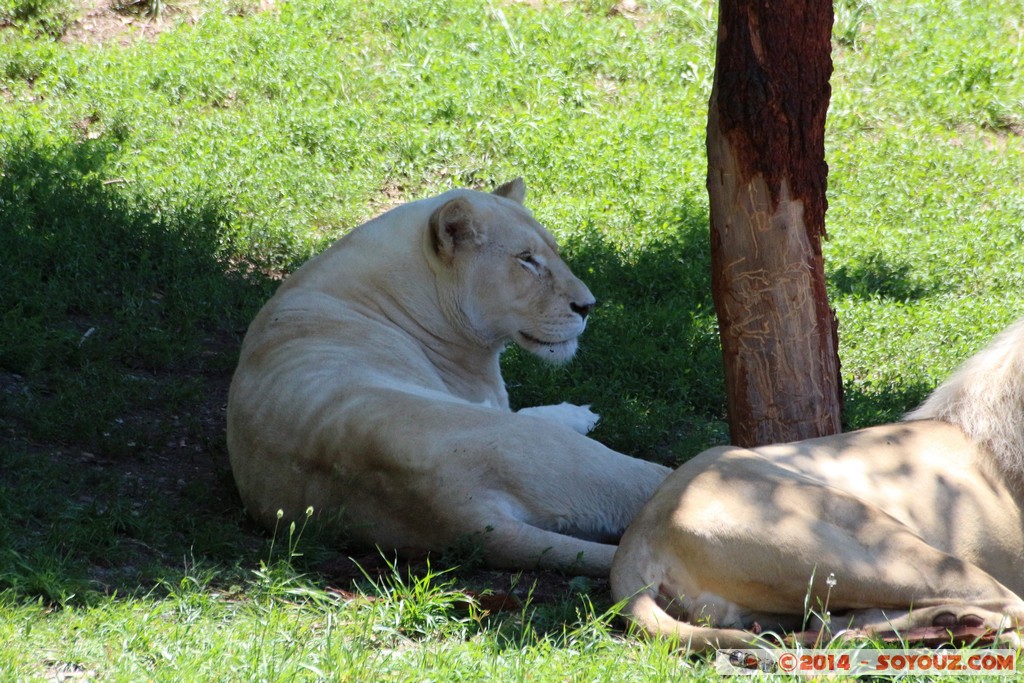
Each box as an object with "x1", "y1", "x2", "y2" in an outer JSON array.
[
  {"x1": 430, "y1": 197, "x2": 481, "y2": 264},
  {"x1": 493, "y1": 177, "x2": 526, "y2": 205}
]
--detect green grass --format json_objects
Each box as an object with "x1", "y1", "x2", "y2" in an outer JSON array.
[
  {"x1": 1, "y1": 0, "x2": 1023, "y2": 678},
  {"x1": 0, "y1": 0, "x2": 76, "y2": 36}
]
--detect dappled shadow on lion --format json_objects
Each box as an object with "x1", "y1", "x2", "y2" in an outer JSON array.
[
  {"x1": 611, "y1": 315, "x2": 1024, "y2": 650},
  {"x1": 227, "y1": 178, "x2": 670, "y2": 576}
]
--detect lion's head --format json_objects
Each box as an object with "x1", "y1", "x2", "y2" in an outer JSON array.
[{"x1": 427, "y1": 178, "x2": 595, "y2": 364}]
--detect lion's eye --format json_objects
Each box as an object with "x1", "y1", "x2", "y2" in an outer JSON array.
[{"x1": 517, "y1": 252, "x2": 542, "y2": 275}]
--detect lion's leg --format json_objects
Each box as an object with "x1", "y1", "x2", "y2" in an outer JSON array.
[
  {"x1": 328, "y1": 392, "x2": 666, "y2": 574},
  {"x1": 839, "y1": 604, "x2": 1023, "y2": 636},
  {"x1": 516, "y1": 403, "x2": 599, "y2": 434},
  {"x1": 469, "y1": 514, "x2": 617, "y2": 576},
  {"x1": 665, "y1": 450, "x2": 1024, "y2": 636}
]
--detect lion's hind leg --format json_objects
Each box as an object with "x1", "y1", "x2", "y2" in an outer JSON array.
[
  {"x1": 470, "y1": 514, "x2": 617, "y2": 576},
  {"x1": 617, "y1": 448, "x2": 1024, "y2": 648},
  {"x1": 834, "y1": 603, "x2": 1024, "y2": 648},
  {"x1": 759, "y1": 481, "x2": 1024, "y2": 644}
]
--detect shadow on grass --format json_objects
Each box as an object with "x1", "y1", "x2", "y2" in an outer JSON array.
[
  {"x1": 842, "y1": 377, "x2": 934, "y2": 430},
  {"x1": 829, "y1": 252, "x2": 941, "y2": 302},
  {"x1": 0, "y1": 134, "x2": 280, "y2": 602}
]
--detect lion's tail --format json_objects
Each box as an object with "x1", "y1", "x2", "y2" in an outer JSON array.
[
  {"x1": 904, "y1": 316, "x2": 1024, "y2": 478},
  {"x1": 620, "y1": 589, "x2": 760, "y2": 652}
]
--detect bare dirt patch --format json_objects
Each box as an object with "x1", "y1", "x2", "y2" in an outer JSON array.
[
  {"x1": 60, "y1": 0, "x2": 277, "y2": 46},
  {"x1": 60, "y1": 0, "x2": 190, "y2": 45}
]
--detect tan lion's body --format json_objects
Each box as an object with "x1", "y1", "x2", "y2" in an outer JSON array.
[
  {"x1": 611, "y1": 317, "x2": 1024, "y2": 649},
  {"x1": 227, "y1": 179, "x2": 669, "y2": 576}
]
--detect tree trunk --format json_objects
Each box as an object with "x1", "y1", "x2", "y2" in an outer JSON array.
[{"x1": 706, "y1": 0, "x2": 843, "y2": 447}]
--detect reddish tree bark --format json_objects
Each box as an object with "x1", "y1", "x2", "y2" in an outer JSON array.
[{"x1": 706, "y1": 0, "x2": 843, "y2": 447}]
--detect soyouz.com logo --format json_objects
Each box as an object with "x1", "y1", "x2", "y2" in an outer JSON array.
[{"x1": 716, "y1": 648, "x2": 1018, "y2": 676}]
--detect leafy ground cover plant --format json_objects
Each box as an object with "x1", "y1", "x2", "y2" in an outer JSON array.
[{"x1": 1, "y1": 0, "x2": 1022, "y2": 678}]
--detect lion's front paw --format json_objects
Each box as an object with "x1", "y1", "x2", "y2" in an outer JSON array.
[{"x1": 518, "y1": 402, "x2": 600, "y2": 434}]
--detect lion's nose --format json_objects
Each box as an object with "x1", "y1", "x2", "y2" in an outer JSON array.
[{"x1": 571, "y1": 300, "x2": 595, "y2": 320}]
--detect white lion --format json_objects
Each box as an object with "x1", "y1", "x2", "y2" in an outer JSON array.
[
  {"x1": 612, "y1": 316, "x2": 1024, "y2": 649},
  {"x1": 227, "y1": 179, "x2": 670, "y2": 575}
]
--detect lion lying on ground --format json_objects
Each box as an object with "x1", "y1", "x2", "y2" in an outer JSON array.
[
  {"x1": 612, "y1": 316, "x2": 1024, "y2": 649},
  {"x1": 227, "y1": 179, "x2": 669, "y2": 576}
]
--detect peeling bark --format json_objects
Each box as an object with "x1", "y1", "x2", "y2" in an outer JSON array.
[{"x1": 707, "y1": 0, "x2": 842, "y2": 447}]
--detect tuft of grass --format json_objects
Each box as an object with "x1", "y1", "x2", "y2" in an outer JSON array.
[{"x1": 113, "y1": 0, "x2": 165, "y2": 19}]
